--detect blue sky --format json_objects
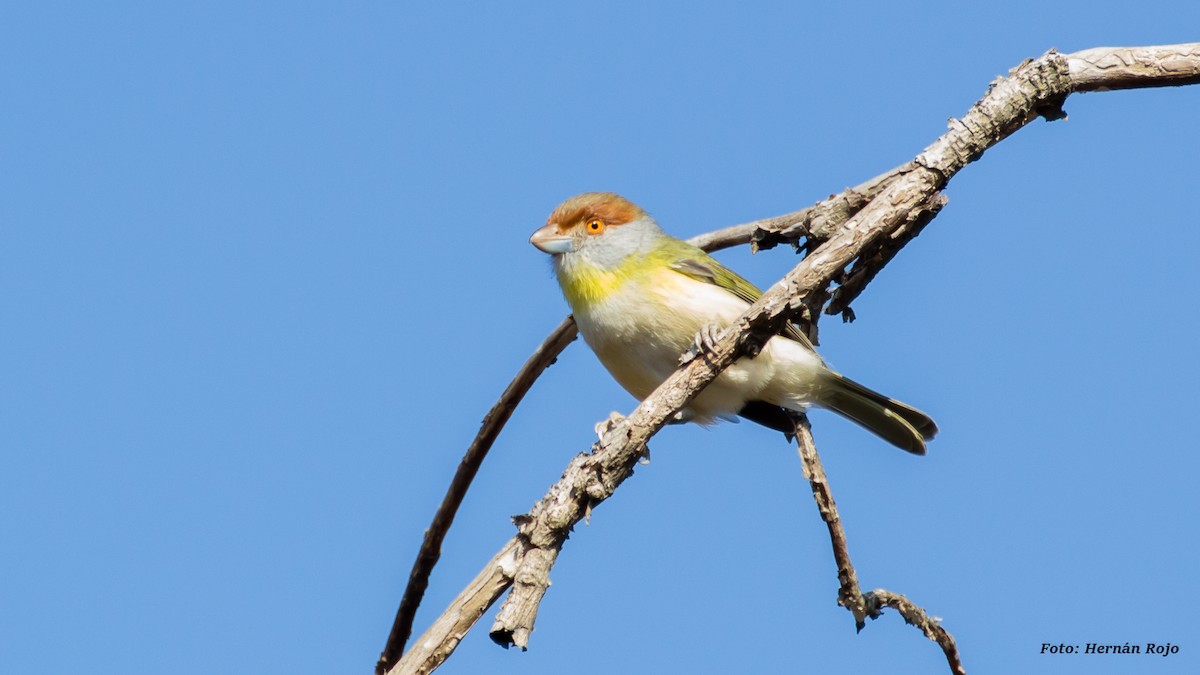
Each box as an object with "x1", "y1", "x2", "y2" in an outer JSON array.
[{"x1": 3, "y1": 3, "x2": 1198, "y2": 674}]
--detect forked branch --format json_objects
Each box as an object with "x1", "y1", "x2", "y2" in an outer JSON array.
[
  {"x1": 381, "y1": 43, "x2": 1200, "y2": 675},
  {"x1": 792, "y1": 414, "x2": 965, "y2": 674}
]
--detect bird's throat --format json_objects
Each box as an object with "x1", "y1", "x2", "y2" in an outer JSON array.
[{"x1": 557, "y1": 255, "x2": 638, "y2": 310}]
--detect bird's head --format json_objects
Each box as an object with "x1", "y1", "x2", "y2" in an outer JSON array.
[{"x1": 530, "y1": 192, "x2": 664, "y2": 270}]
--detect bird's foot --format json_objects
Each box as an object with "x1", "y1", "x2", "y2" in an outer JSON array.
[
  {"x1": 594, "y1": 411, "x2": 626, "y2": 442},
  {"x1": 665, "y1": 411, "x2": 692, "y2": 425},
  {"x1": 680, "y1": 322, "x2": 724, "y2": 365}
]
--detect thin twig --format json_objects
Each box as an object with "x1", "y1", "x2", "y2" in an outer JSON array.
[
  {"x1": 375, "y1": 318, "x2": 576, "y2": 674},
  {"x1": 866, "y1": 590, "x2": 967, "y2": 675},
  {"x1": 791, "y1": 415, "x2": 966, "y2": 674},
  {"x1": 791, "y1": 415, "x2": 868, "y2": 625}
]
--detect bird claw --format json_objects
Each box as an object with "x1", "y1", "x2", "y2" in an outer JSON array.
[
  {"x1": 680, "y1": 322, "x2": 724, "y2": 365},
  {"x1": 594, "y1": 411, "x2": 626, "y2": 441},
  {"x1": 665, "y1": 411, "x2": 692, "y2": 425}
]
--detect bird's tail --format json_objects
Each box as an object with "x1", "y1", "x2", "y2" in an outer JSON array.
[{"x1": 813, "y1": 371, "x2": 938, "y2": 455}]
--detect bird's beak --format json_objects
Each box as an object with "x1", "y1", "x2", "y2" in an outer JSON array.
[{"x1": 529, "y1": 223, "x2": 573, "y2": 254}]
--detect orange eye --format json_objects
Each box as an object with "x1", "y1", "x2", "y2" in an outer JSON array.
[{"x1": 586, "y1": 218, "x2": 605, "y2": 234}]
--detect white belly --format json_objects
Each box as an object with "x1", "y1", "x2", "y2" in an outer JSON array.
[{"x1": 572, "y1": 270, "x2": 824, "y2": 423}]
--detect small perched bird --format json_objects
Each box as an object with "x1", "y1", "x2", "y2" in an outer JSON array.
[{"x1": 530, "y1": 192, "x2": 937, "y2": 454}]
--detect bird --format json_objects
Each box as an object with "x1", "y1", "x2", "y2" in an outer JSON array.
[{"x1": 529, "y1": 192, "x2": 937, "y2": 454}]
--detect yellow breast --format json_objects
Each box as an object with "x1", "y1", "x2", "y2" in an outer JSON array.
[{"x1": 557, "y1": 257, "x2": 636, "y2": 309}]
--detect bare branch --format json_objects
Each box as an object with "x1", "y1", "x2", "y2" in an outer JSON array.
[
  {"x1": 391, "y1": 540, "x2": 521, "y2": 675},
  {"x1": 375, "y1": 319, "x2": 577, "y2": 674},
  {"x1": 826, "y1": 191, "x2": 949, "y2": 321},
  {"x1": 383, "y1": 43, "x2": 1200, "y2": 675},
  {"x1": 865, "y1": 590, "x2": 967, "y2": 675},
  {"x1": 1068, "y1": 44, "x2": 1200, "y2": 91},
  {"x1": 687, "y1": 163, "x2": 912, "y2": 253},
  {"x1": 792, "y1": 415, "x2": 966, "y2": 673},
  {"x1": 791, "y1": 415, "x2": 868, "y2": 624}
]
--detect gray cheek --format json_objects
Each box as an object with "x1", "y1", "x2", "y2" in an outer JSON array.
[
  {"x1": 577, "y1": 236, "x2": 617, "y2": 268},
  {"x1": 603, "y1": 230, "x2": 645, "y2": 266}
]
